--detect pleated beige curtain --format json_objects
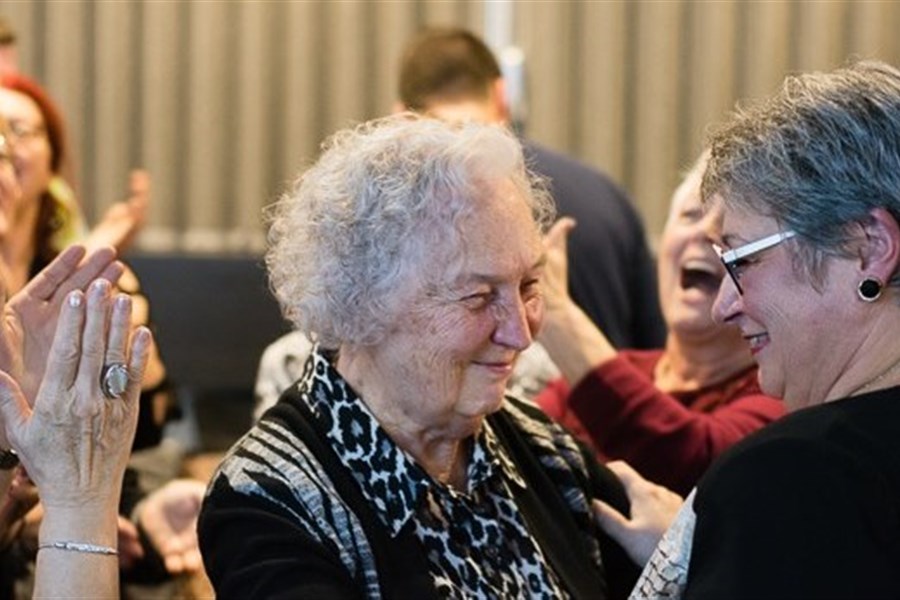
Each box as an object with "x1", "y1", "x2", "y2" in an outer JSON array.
[
  {"x1": 517, "y1": 0, "x2": 900, "y2": 238},
  {"x1": 3, "y1": 0, "x2": 900, "y2": 252}
]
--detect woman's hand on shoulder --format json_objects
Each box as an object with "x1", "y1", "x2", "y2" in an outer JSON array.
[{"x1": 593, "y1": 461, "x2": 683, "y2": 567}]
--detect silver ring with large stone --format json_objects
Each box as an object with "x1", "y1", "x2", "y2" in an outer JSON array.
[{"x1": 100, "y1": 363, "x2": 129, "y2": 400}]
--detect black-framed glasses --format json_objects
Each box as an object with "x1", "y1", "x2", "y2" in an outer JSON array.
[{"x1": 712, "y1": 230, "x2": 796, "y2": 294}]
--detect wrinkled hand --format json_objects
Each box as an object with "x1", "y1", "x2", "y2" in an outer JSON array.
[
  {"x1": 0, "y1": 246, "x2": 124, "y2": 413},
  {"x1": 84, "y1": 170, "x2": 150, "y2": 254},
  {"x1": 137, "y1": 478, "x2": 205, "y2": 574},
  {"x1": 541, "y1": 217, "x2": 577, "y2": 315},
  {"x1": 593, "y1": 461, "x2": 684, "y2": 567},
  {"x1": 0, "y1": 278, "x2": 151, "y2": 510}
]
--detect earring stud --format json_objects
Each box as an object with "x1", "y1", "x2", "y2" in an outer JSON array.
[{"x1": 857, "y1": 277, "x2": 883, "y2": 302}]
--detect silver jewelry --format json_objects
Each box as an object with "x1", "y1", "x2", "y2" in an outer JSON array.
[
  {"x1": 38, "y1": 540, "x2": 118, "y2": 556},
  {"x1": 100, "y1": 363, "x2": 129, "y2": 399},
  {"x1": 857, "y1": 277, "x2": 883, "y2": 302}
]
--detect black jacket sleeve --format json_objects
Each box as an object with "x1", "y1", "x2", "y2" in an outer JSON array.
[{"x1": 198, "y1": 476, "x2": 364, "y2": 600}]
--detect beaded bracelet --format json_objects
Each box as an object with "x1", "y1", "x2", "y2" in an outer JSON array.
[{"x1": 38, "y1": 541, "x2": 118, "y2": 556}]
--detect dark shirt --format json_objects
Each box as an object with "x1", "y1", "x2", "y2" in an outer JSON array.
[
  {"x1": 524, "y1": 143, "x2": 665, "y2": 349},
  {"x1": 685, "y1": 386, "x2": 900, "y2": 598}
]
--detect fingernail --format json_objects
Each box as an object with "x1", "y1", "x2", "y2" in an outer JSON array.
[
  {"x1": 90, "y1": 279, "x2": 110, "y2": 296},
  {"x1": 68, "y1": 291, "x2": 83, "y2": 307},
  {"x1": 115, "y1": 294, "x2": 131, "y2": 311}
]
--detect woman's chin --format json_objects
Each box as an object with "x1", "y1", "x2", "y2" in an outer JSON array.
[
  {"x1": 459, "y1": 390, "x2": 507, "y2": 424},
  {"x1": 668, "y1": 313, "x2": 719, "y2": 339}
]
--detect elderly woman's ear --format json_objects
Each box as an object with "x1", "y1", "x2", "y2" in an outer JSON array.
[{"x1": 857, "y1": 207, "x2": 900, "y2": 294}]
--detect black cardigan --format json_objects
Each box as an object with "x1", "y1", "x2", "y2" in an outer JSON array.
[{"x1": 200, "y1": 391, "x2": 639, "y2": 599}]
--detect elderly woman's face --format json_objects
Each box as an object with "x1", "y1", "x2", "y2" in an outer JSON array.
[
  {"x1": 368, "y1": 178, "x2": 544, "y2": 434},
  {"x1": 657, "y1": 163, "x2": 730, "y2": 341},
  {"x1": 711, "y1": 202, "x2": 859, "y2": 409},
  {"x1": 0, "y1": 88, "x2": 52, "y2": 208}
]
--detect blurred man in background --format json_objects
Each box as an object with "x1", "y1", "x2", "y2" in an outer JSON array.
[{"x1": 397, "y1": 27, "x2": 665, "y2": 350}]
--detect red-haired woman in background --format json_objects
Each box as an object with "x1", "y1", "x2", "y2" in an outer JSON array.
[{"x1": 0, "y1": 73, "x2": 204, "y2": 586}]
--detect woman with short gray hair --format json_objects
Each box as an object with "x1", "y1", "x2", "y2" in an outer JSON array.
[{"x1": 604, "y1": 61, "x2": 900, "y2": 598}]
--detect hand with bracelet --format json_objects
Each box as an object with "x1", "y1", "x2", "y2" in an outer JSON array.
[
  {"x1": 0, "y1": 277, "x2": 151, "y2": 598},
  {"x1": 0, "y1": 245, "x2": 124, "y2": 549}
]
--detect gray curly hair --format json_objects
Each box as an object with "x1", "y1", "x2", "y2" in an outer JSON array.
[
  {"x1": 703, "y1": 60, "x2": 900, "y2": 289},
  {"x1": 266, "y1": 114, "x2": 554, "y2": 348}
]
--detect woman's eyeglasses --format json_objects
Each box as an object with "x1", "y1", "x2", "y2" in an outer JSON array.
[
  {"x1": 6, "y1": 121, "x2": 46, "y2": 143},
  {"x1": 712, "y1": 230, "x2": 796, "y2": 294}
]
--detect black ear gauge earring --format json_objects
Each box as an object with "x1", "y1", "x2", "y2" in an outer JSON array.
[{"x1": 857, "y1": 277, "x2": 883, "y2": 302}]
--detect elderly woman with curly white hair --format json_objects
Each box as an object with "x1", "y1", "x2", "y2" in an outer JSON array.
[{"x1": 198, "y1": 115, "x2": 644, "y2": 599}]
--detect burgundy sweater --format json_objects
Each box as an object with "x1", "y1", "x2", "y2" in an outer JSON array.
[{"x1": 536, "y1": 349, "x2": 785, "y2": 495}]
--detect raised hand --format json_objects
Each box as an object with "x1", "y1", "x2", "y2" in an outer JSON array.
[
  {"x1": 83, "y1": 170, "x2": 151, "y2": 254},
  {"x1": 0, "y1": 245, "x2": 123, "y2": 409},
  {"x1": 541, "y1": 216, "x2": 576, "y2": 315},
  {"x1": 0, "y1": 278, "x2": 151, "y2": 598},
  {"x1": 538, "y1": 217, "x2": 617, "y2": 384},
  {"x1": 0, "y1": 279, "x2": 151, "y2": 507}
]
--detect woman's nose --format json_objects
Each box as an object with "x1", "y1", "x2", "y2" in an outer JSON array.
[
  {"x1": 491, "y1": 296, "x2": 535, "y2": 350},
  {"x1": 712, "y1": 275, "x2": 742, "y2": 324}
]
